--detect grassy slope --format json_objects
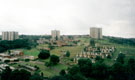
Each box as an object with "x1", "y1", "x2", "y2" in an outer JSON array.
[
  {"x1": 23, "y1": 48, "x2": 40, "y2": 57},
  {"x1": 20, "y1": 37, "x2": 135, "y2": 76},
  {"x1": 51, "y1": 46, "x2": 84, "y2": 57},
  {"x1": 96, "y1": 38, "x2": 135, "y2": 65},
  {"x1": 20, "y1": 41, "x2": 84, "y2": 77},
  {"x1": 20, "y1": 61, "x2": 68, "y2": 77}
]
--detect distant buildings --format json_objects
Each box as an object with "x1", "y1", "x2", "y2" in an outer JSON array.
[
  {"x1": 37, "y1": 38, "x2": 49, "y2": 44},
  {"x1": 51, "y1": 30, "x2": 60, "y2": 40},
  {"x1": 2, "y1": 31, "x2": 19, "y2": 40},
  {"x1": 90, "y1": 27, "x2": 102, "y2": 39}
]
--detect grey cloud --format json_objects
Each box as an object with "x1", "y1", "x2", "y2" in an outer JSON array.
[{"x1": 0, "y1": 0, "x2": 134, "y2": 38}]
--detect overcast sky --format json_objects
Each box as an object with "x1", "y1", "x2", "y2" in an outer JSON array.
[{"x1": 0, "y1": 0, "x2": 134, "y2": 38}]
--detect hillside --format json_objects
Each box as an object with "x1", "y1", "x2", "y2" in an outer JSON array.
[{"x1": 2, "y1": 36, "x2": 135, "y2": 77}]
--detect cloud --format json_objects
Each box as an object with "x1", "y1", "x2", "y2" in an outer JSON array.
[{"x1": 0, "y1": 0, "x2": 134, "y2": 38}]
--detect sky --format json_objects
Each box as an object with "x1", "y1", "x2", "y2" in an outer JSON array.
[{"x1": 0, "y1": 0, "x2": 134, "y2": 38}]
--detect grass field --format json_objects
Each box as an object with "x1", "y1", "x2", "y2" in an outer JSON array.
[
  {"x1": 15, "y1": 61, "x2": 68, "y2": 77},
  {"x1": 23, "y1": 48, "x2": 40, "y2": 57},
  {"x1": 23, "y1": 37, "x2": 135, "y2": 64},
  {"x1": 23, "y1": 45, "x2": 84, "y2": 58},
  {"x1": 96, "y1": 38, "x2": 135, "y2": 65},
  {"x1": 51, "y1": 46, "x2": 84, "y2": 57},
  {"x1": 19, "y1": 37, "x2": 135, "y2": 76},
  {"x1": 19, "y1": 41, "x2": 85, "y2": 77},
  {"x1": 78, "y1": 37, "x2": 135, "y2": 66}
]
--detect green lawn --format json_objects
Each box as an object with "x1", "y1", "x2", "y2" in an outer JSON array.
[
  {"x1": 37, "y1": 44, "x2": 48, "y2": 48},
  {"x1": 21, "y1": 37, "x2": 135, "y2": 73},
  {"x1": 16, "y1": 61, "x2": 68, "y2": 77},
  {"x1": 79, "y1": 37, "x2": 135, "y2": 65},
  {"x1": 23, "y1": 48, "x2": 40, "y2": 57},
  {"x1": 51, "y1": 46, "x2": 84, "y2": 57},
  {"x1": 97, "y1": 38, "x2": 135, "y2": 65}
]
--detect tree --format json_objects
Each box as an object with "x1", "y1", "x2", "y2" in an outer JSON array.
[
  {"x1": 1, "y1": 66, "x2": 12, "y2": 80},
  {"x1": 95, "y1": 56, "x2": 104, "y2": 62},
  {"x1": 8, "y1": 50, "x2": 11, "y2": 55},
  {"x1": 67, "y1": 65, "x2": 86, "y2": 80},
  {"x1": 50, "y1": 55, "x2": 60, "y2": 65},
  {"x1": 25, "y1": 59, "x2": 30, "y2": 62},
  {"x1": 91, "y1": 62, "x2": 109, "y2": 80},
  {"x1": 48, "y1": 45, "x2": 55, "y2": 50},
  {"x1": 45, "y1": 62, "x2": 53, "y2": 67},
  {"x1": 29, "y1": 73, "x2": 44, "y2": 80},
  {"x1": 66, "y1": 51, "x2": 70, "y2": 57},
  {"x1": 68, "y1": 65, "x2": 80, "y2": 75},
  {"x1": 107, "y1": 55, "x2": 112, "y2": 59},
  {"x1": 116, "y1": 53, "x2": 125, "y2": 64},
  {"x1": 127, "y1": 58, "x2": 135, "y2": 73},
  {"x1": 4, "y1": 59, "x2": 10, "y2": 63},
  {"x1": 83, "y1": 47, "x2": 87, "y2": 52},
  {"x1": 126, "y1": 58, "x2": 135, "y2": 80},
  {"x1": 0, "y1": 39, "x2": 35, "y2": 53},
  {"x1": 50, "y1": 76, "x2": 67, "y2": 80},
  {"x1": 0, "y1": 46, "x2": 6, "y2": 53},
  {"x1": 90, "y1": 39, "x2": 95, "y2": 47},
  {"x1": 10, "y1": 69, "x2": 31, "y2": 80},
  {"x1": 111, "y1": 62, "x2": 127, "y2": 80},
  {"x1": 72, "y1": 73, "x2": 86, "y2": 80},
  {"x1": 59, "y1": 69, "x2": 66, "y2": 76},
  {"x1": 56, "y1": 36, "x2": 58, "y2": 40},
  {"x1": 38, "y1": 50, "x2": 50, "y2": 59},
  {"x1": 78, "y1": 59, "x2": 92, "y2": 77}
]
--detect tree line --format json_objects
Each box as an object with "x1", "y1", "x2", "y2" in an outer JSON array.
[
  {"x1": 0, "y1": 39, "x2": 36, "y2": 53},
  {"x1": 108, "y1": 37, "x2": 135, "y2": 46}
]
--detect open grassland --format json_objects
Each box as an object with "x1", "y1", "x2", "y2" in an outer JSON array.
[
  {"x1": 23, "y1": 44, "x2": 49, "y2": 57},
  {"x1": 79, "y1": 37, "x2": 135, "y2": 65},
  {"x1": 23, "y1": 45, "x2": 84, "y2": 58},
  {"x1": 96, "y1": 38, "x2": 135, "y2": 58},
  {"x1": 37, "y1": 44, "x2": 48, "y2": 49},
  {"x1": 22, "y1": 37, "x2": 135, "y2": 63},
  {"x1": 21, "y1": 37, "x2": 135, "y2": 73},
  {"x1": 51, "y1": 46, "x2": 84, "y2": 57},
  {"x1": 23, "y1": 48, "x2": 39, "y2": 57},
  {"x1": 14, "y1": 61, "x2": 68, "y2": 77}
]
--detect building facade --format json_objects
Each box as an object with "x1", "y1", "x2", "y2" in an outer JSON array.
[
  {"x1": 51, "y1": 30, "x2": 60, "y2": 40},
  {"x1": 2, "y1": 31, "x2": 19, "y2": 40},
  {"x1": 90, "y1": 27, "x2": 102, "y2": 39}
]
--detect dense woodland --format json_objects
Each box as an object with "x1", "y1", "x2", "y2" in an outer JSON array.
[
  {"x1": 107, "y1": 37, "x2": 135, "y2": 46},
  {"x1": 0, "y1": 39, "x2": 37, "y2": 53},
  {"x1": 19, "y1": 35, "x2": 51, "y2": 40}
]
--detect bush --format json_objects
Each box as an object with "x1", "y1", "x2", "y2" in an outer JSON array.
[
  {"x1": 25, "y1": 59, "x2": 30, "y2": 62},
  {"x1": 4, "y1": 60, "x2": 10, "y2": 63},
  {"x1": 66, "y1": 51, "x2": 70, "y2": 57},
  {"x1": 60, "y1": 69, "x2": 66, "y2": 76},
  {"x1": 34, "y1": 65, "x2": 40, "y2": 70},
  {"x1": 50, "y1": 55, "x2": 59, "y2": 65},
  {"x1": 45, "y1": 62, "x2": 52, "y2": 67},
  {"x1": 38, "y1": 50, "x2": 50, "y2": 59},
  {"x1": 14, "y1": 59, "x2": 19, "y2": 62}
]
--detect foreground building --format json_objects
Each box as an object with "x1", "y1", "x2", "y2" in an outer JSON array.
[
  {"x1": 2, "y1": 31, "x2": 19, "y2": 40},
  {"x1": 90, "y1": 27, "x2": 102, "y2": 39},
  {"x1": 51, "y1": 30, "x2": 60, "y2": 40}
]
